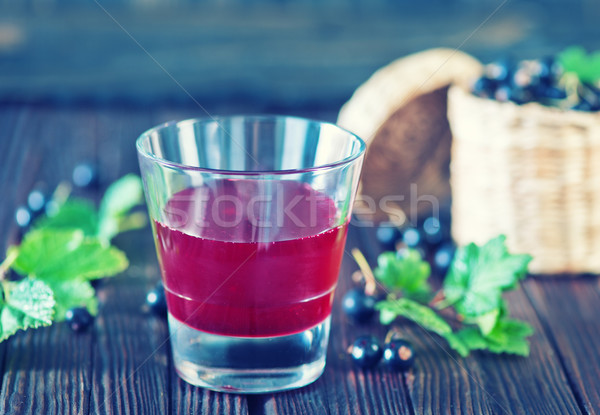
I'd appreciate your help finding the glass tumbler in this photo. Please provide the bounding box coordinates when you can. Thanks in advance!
[136,115,365,393]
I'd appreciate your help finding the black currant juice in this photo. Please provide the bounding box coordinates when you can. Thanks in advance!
[154,179,348,392]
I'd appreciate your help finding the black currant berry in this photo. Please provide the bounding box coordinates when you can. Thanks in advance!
[509,86,535,105]
[350,335,382,369]
[376,225,400,250]
[536,85,567,100]
[433,242,456,275]
[72,162,98,188]
[146,282,168,316]
[402,227,422,248]
[383,337,415,371]
[572,101,595,112]
[15,206,32,229]
[65,307,94,333]
[342,288,377,323]
[535,56,560,85]
[27,189,47,214]
[471,77,497,98]
[421,216,445,246]
[494,85,513,102]
[484,59,513,83]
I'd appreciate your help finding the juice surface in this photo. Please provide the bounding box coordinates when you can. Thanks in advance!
[154,179,348,337]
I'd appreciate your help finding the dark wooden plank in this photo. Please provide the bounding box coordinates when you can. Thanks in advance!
[523,277,600,415]
[0,104,30,251]
[0,324,93,414]
[0,104,597,415]
[170,373,248,415]
[473,288,582,415]
[357,224,583,414]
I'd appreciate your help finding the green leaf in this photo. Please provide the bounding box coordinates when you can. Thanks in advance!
[376,297,452,337]
[34,199,98,236]
[440,327,489,357]
[98,174,144,241]
[379,306,400,325]
[448,319,534,357]
[558,46,600,83]
[454,327,489,351]
[49,280,98,321]
[33,175,146,242]
[0,279,55,341]
[375,250,432,302]
[472,308,501,336]
[443,235,532,318]
[442,332,471,357]
[44,241,128,281]
[12,228,128,282]
[12,229,85,277]
[485,318,534,355]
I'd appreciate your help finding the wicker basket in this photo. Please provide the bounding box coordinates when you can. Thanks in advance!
[448,85,600,274]
[337,48,482,223]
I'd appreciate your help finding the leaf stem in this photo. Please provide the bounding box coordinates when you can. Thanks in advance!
[0,249,19,281]
[438,306,464,323]
[434,297,456,310]
[117,212,147,234]
[429,289,446,307]
[52,181,72,207]
[351,248,377,296]
[384,326,403,343]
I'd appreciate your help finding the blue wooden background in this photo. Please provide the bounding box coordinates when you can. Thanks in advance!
[0,0,598,110]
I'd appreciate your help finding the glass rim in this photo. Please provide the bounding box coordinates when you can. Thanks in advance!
[136,114,366,176]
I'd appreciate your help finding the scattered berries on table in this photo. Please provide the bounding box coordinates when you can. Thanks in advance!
[350,335,382,369]
[342,288,377,324]
[65,307,94,333]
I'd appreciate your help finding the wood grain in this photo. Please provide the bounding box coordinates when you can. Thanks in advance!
[0,325,93,414]
[523,278,600,414]
[473,288,582,415]
[89,235,171,415]
[0,104,598,415]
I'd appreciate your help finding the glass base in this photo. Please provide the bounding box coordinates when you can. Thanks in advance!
[168,314,330,393]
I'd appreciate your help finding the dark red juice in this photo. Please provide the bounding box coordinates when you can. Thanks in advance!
[154,179,348,337]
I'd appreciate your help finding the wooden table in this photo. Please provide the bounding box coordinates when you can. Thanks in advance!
[0,104,599,414]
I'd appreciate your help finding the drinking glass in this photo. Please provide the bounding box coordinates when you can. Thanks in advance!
[136,115,365,393]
